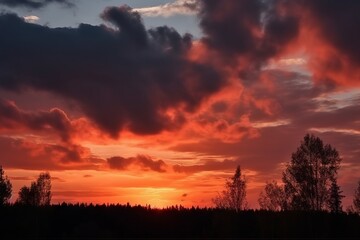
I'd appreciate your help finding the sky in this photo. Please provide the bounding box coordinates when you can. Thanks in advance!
[0,0,359,208]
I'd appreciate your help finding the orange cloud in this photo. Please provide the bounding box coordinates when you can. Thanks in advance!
[108,155,168,173]
[0,136,102,171]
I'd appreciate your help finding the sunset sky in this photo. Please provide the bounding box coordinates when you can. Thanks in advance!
[0,0,359,208]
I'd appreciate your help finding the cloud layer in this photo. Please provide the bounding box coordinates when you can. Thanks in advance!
[0,6,224,137]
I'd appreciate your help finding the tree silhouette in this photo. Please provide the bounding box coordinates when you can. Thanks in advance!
[327,180,344,213]
[18,182,38,206]
[282,134,342,211]
[354,181,360,214]
[258,181,286,211]
[0,166,12,206]
[17,172,52,206]
[37,172,52,205]
[213,165,247,211]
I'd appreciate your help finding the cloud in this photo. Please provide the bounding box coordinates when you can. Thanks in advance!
[0,0,74,9]
[171,69,360,173]
[0,135,174,172]
[294,0,360,86]
[134,0,199,17]
[0,7,224,138]
[171,124,360,176]
[198,0,299,68]
[277,58,306,66]
[0,136,101,170]
[173,159,238,173]
[23,15,39,23]
[108,155,168,173]
[197,0,360,86]
[0,98,107,170]
[0,98,72,142]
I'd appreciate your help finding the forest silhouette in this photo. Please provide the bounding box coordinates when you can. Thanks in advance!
[1,134,360,238]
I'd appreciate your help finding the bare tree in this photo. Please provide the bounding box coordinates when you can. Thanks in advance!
[213,165,247,211]
[282,134,342,211]
[0,166,12,206]
[258,181,286,211]
[17,172,52,206]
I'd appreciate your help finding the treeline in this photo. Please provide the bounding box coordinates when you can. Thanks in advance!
[0,204,360,238]
[1,133,360,238]
[1,134,360,213]
[213,134,360,214]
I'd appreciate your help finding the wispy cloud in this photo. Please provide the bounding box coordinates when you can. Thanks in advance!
[134,0,199,17]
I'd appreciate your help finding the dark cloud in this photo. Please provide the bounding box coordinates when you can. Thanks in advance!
[0,98,72,142]
[107,155,167,172]
[198,0,360,86]
[149,26,192,54]
[199,0,262,57]
[298,0,360,64]
[273,0,360,85]
[0,7,224,137]
[45,143,86,163]
[0,0,74,9]
[198,0,299,67]
[101,5,148,47]
[261,10,299,60]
